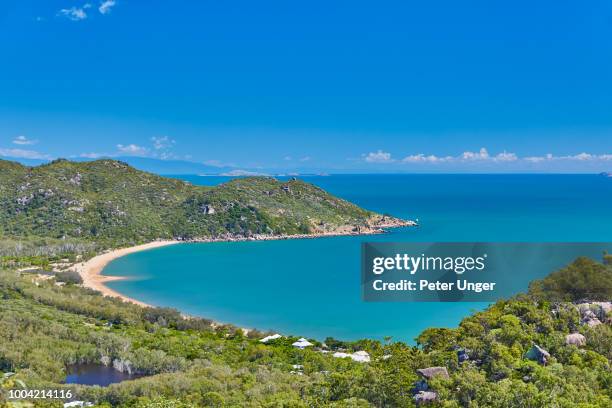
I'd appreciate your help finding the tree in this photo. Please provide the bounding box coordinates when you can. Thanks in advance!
[416,328,458,352]
[528,257,612,302]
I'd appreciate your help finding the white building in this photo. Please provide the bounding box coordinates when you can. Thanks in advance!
[260,333,283,343]
[292,338,313,349]
[332,350,370,363]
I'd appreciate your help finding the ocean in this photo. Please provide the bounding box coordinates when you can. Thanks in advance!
[103,174,612,342]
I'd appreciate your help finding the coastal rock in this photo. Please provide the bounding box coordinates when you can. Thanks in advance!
[413,367,448,395]
[417,367,449,380]
[579,308,602,327]
[367,214,417,228]
[584,317,602,327]
[69,173,82,186]
[576,302,611,325]
[565,333,586,347]
[414,391,438,404]
[525,345,550,365]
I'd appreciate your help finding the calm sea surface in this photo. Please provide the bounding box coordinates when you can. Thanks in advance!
[104,175,612,342]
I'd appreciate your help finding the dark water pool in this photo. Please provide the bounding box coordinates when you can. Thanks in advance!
[65,364,140,386]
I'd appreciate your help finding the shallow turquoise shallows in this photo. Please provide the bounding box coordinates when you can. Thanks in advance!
[104,174,612,342]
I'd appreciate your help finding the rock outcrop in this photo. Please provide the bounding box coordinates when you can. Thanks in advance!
[414,391,438,405]
[457,348,470,363]
[565,333,586,347]
[417,367,449,380]
[576,302,611,327]
[412,366,449,402]
[525,345,550,365]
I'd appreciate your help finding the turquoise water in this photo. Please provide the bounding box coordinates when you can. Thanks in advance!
[104,175,612,342]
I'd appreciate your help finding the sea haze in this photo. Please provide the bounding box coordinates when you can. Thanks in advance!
[103,174,612,342]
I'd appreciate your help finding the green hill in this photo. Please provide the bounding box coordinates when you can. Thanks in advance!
[0,158,407,244]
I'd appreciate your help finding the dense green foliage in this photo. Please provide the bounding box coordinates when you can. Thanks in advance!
[528,257,612,302]
[0,257,610,407]
[0,159,381,245]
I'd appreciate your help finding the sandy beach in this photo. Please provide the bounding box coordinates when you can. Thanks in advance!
[72,240,181,307]
[73,218,415,308]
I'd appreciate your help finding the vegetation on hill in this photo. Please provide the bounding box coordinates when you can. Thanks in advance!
[0,254,610,407]
[528,257,612,302]
[0,159,398,245]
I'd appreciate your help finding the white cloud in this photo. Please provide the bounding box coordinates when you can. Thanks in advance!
[220,169,269,176]
[79,152,106,159]
[203,159,224,167]
[399,149,612,166]
[151,136,175,150]
[461,147,490,161]
[203,159,238,168]
[402,148,518,164]
[284,155,311,162]
[525,153,553,163]
[364,150,394,163]
[98,0,116,15]
[402,154,452,163]
[494,151,518,162]
[566,153,612,161]
[12,135,37,145]
[568,152,593,161]
[59,4,91,21]
[116,144,149,156]
[0,148,50,160]
[524,153,612,163]
[159,151,177,160]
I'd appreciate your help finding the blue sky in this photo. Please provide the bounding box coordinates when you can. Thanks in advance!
[0,0,611,172]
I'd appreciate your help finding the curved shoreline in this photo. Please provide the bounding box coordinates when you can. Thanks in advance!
[72,240,181,307]
[74,221,415,309]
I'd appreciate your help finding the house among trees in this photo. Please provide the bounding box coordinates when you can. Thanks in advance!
[292,338,313,349]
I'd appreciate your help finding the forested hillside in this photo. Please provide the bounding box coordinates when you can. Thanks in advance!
[0,256,610,407]
[0,159,404,244]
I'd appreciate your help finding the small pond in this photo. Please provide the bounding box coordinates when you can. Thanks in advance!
[65,364,141,386]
